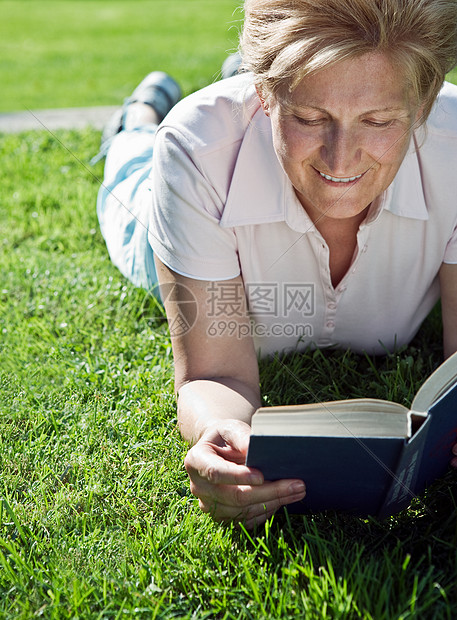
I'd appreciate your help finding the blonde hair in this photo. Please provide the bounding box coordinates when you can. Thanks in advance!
[240,0,457,118]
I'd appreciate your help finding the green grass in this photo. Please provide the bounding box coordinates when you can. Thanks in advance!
[2,1,457,617]
[0,0,242,112]
[1,0,457,115]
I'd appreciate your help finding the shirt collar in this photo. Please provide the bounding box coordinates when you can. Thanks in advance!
[220,111,429,229]
[220,106,287,228]
[379,130,429,221]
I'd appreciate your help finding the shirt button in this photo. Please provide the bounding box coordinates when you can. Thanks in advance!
[326,321,335,329]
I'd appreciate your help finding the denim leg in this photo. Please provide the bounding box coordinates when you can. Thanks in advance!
[96,125,158,290]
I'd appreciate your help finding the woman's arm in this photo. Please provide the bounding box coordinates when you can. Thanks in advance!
[440,262,457,359]
[155,257,306,528]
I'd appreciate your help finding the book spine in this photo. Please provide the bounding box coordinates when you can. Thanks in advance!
[415,383,457,492]
[378,417,430,518]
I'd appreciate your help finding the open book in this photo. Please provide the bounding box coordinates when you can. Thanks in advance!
[246,351,457,518]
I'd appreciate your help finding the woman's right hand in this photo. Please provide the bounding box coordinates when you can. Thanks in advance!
[184,419,306,529]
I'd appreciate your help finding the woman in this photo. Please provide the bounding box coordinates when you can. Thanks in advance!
[98,0,457,528]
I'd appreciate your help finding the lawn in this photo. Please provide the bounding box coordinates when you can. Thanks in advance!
[1,1,457,618]
[0,0,242,112]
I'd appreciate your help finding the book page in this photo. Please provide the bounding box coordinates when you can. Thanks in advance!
[251,399,411,438]
[412,351,457,413]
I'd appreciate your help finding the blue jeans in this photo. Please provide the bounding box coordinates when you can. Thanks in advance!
[96,125,158,289]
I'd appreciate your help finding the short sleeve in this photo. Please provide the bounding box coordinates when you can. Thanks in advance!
[444,223,457,264]
[148,127,241,281]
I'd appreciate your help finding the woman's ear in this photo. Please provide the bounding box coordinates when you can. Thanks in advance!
[414,102,426,127]
[255,85,270,116]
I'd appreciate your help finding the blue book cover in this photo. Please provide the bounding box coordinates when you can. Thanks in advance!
[247,434,404,516]
[247,352,457,518]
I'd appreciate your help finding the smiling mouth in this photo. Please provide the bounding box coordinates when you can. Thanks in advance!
[318,171,364,183]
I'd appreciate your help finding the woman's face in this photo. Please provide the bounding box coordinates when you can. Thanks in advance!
[264,52,424,223]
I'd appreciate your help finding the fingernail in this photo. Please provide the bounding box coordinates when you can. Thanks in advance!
[290,481,306,494]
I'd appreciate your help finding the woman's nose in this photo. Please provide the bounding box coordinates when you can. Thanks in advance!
[320,125,362,175]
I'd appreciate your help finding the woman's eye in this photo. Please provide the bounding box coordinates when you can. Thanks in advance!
[363,119,395,128]
[295,116,325,126]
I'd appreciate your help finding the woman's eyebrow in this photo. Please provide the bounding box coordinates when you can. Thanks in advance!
[288,103,410,116]
[289,104,327,113]
[362,107,410,114]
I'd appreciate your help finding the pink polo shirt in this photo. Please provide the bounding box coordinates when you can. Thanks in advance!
[149,74,457,356]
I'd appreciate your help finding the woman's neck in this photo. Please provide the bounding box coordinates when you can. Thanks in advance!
[306,203,370,241]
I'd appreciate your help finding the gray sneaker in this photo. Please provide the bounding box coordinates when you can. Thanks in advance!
[221,52,243,79]
[92,71,181,163]
[126,71,182,123]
